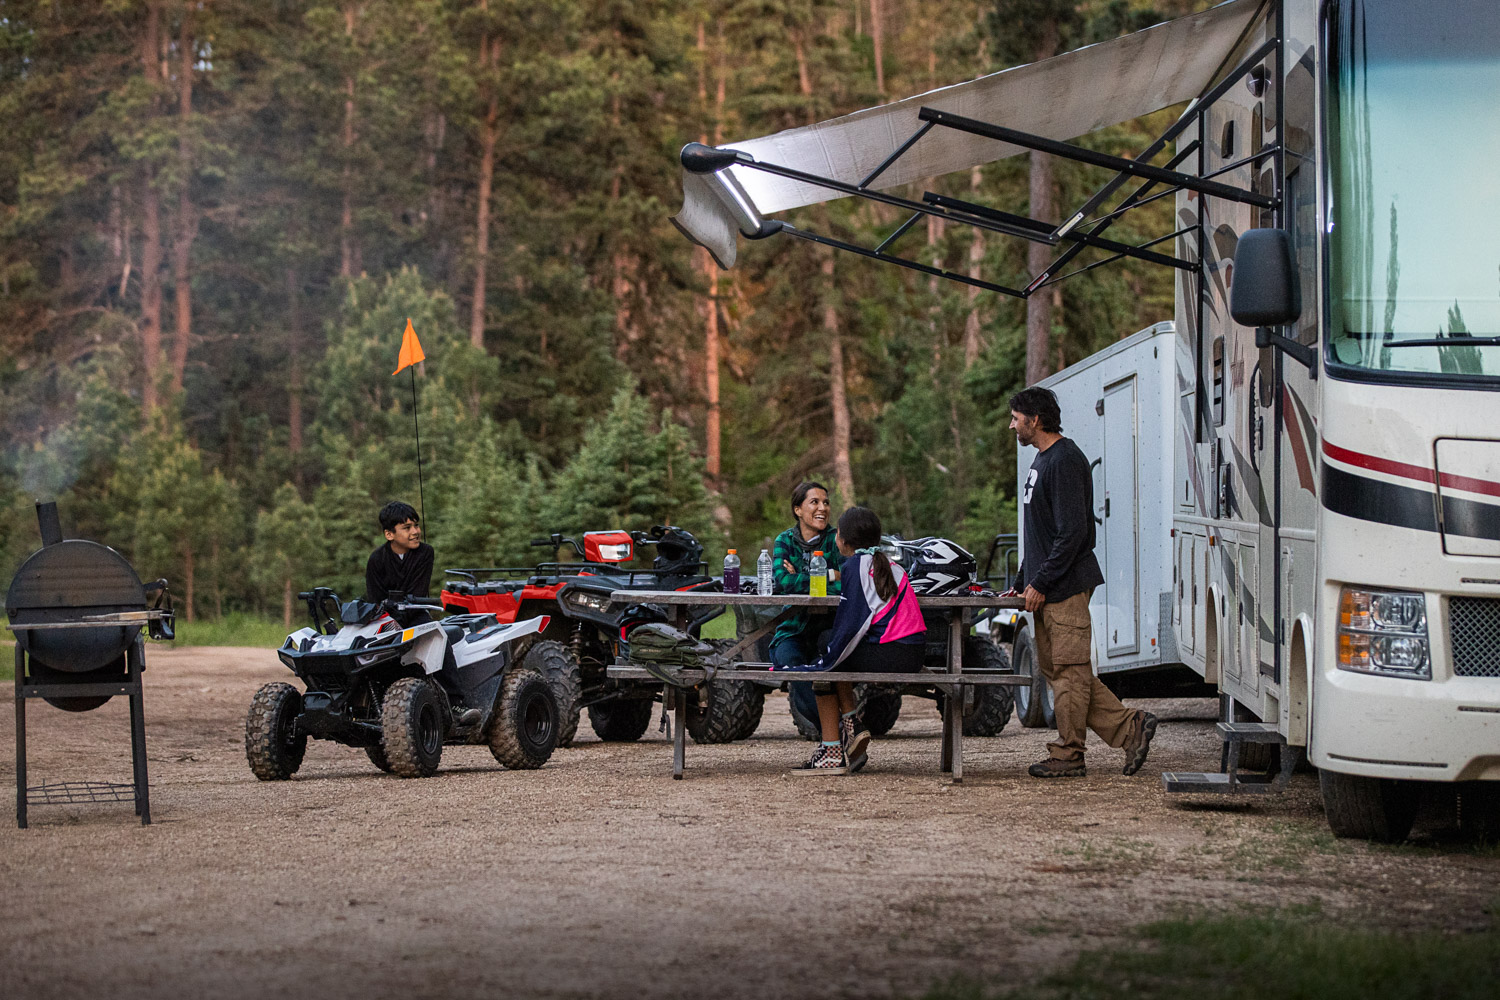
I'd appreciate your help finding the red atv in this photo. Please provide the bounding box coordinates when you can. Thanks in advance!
[441,526,763,746]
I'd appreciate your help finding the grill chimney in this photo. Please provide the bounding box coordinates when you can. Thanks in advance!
[35,501,62,547]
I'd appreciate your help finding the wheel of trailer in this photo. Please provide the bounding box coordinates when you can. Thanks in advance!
[488,667,558,769]
[524,639,582,747]
[588,698,655,742]
[381,677,446,778]
[1011,628,1055,729]
[245,682,308,781]
[1319,768,1420,842]
[365,744,394,773]
[862,687,903,736]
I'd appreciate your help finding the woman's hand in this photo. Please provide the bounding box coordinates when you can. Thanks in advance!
[782,559,796,575]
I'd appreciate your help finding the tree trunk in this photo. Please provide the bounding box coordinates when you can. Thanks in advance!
[869,0,885,96]
[183,542,195,623]
[471,34,499,349]
[139,2,164,414]
[963,163,984,369]
[1025,23,1060,387]
[285,268,304,474]
[170,4,195,395]
[339,4,357,279]
[283,575,293,630]
[823,253,855,507]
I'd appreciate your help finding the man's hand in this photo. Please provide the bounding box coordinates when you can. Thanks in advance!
[1023,585,1047,613]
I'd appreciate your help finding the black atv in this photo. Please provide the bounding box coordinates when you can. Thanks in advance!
[441,526,763,746]
[245,589,559,780]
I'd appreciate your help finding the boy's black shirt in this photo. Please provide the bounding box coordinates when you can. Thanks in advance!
[364,541,435,604]
[1017,436,1104,603]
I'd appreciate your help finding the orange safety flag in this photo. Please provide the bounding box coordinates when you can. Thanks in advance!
[393,317,426,375]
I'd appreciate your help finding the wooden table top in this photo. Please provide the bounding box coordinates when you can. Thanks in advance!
[606,589,1024,609]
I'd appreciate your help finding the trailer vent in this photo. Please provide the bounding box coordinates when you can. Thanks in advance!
[1450,597,1500,678]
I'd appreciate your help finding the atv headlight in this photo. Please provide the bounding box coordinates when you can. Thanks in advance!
[1337,586,1430,679]
[355,647,403,667]
[565,590,614,614]
[278,650,295,668]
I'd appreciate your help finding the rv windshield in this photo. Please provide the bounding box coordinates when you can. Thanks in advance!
[1327,0,1500,381]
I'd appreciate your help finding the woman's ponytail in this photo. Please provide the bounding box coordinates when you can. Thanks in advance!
[836,506,896,602]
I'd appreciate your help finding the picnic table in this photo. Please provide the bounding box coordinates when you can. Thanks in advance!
[605,590,1026,782]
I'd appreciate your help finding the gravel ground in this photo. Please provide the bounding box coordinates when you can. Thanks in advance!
[1,646,1495,1000]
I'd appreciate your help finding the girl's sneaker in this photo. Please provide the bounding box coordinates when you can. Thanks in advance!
[792,743,848,776]
[840,714,871,772]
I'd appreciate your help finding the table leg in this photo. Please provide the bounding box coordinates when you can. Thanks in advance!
[949,613,964,783]
[15,647,26,830]
[128,640,151,825]
[672,687,686,780]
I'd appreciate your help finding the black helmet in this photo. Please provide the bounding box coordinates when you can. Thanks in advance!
[883,535,976,595]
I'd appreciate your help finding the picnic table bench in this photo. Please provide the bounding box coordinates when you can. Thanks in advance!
[605,590,1026,782]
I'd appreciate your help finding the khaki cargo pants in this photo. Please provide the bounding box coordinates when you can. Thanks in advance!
[1034,589,1137,763]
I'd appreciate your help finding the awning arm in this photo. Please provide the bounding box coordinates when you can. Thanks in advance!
[1027,33,1282,290]
[917,106,1276,210]
[778,224,1030,299]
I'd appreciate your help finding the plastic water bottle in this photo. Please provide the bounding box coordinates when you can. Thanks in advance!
[809,550,827,596]
[723,549,741,592]
[757,549,773,596]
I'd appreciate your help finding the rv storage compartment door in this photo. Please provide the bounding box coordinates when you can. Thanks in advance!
[1102,377,1140,655]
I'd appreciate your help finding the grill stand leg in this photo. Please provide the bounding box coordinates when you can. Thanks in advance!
[127,639,151,825]
[14,647,26,830]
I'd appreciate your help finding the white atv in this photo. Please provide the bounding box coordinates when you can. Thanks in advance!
[245,588,559,780]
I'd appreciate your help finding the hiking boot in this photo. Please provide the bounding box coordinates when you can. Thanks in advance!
[792,744,848,776]
[1122,710,1159,776]
[840,714,871,771]
[1028,757,1086,778]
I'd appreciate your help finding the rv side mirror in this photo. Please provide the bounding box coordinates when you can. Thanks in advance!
[1232,228,1316,373]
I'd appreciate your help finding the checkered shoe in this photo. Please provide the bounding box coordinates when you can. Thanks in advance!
[792,743,848,776]
[840,714,871,772]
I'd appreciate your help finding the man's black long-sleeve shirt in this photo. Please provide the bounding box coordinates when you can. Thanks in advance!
[1017,437,1104,603]
[364,542,435,603]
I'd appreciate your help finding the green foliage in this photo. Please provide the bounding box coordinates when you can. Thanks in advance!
[918,908,1500,1000]
[0,1,1203,616]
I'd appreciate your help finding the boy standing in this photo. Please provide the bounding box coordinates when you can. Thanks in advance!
[364,500,435,606]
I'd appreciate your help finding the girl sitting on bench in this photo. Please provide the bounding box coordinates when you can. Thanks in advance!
[785,506,925,776]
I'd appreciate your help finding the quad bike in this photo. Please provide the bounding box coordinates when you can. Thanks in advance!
[787,535,1015,740]
[245,588,559,780]
[441,526,762,746]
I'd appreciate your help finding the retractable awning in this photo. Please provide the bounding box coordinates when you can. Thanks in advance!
[673,0,1265,275]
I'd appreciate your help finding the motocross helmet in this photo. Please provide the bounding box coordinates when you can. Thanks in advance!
[647,525,703,576]
[882,535,977,595]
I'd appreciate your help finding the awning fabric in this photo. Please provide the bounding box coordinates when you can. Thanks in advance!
[673,0,1262,268]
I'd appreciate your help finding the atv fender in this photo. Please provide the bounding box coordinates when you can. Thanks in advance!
[449,615,551,669]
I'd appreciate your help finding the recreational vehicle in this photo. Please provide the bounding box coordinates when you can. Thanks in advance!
[671,0,1500,839]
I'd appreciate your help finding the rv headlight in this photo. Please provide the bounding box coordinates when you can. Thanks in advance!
[565,589,613,614]
[1336,587,1430,679]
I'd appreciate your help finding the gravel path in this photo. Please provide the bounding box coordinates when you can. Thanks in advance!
[2,646,1494,999]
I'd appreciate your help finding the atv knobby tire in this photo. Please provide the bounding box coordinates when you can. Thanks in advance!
[588,698,655,742]
[365,744,394,773]
[686,681,765,744]
[245,682,307,781]
[381,677,446,778]
[960,635,1014,736]
[862,687,903,736]
[685,639,765,743]
[524,639,582,747]
[488,667,558,769]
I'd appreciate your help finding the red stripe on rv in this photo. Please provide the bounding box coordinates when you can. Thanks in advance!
[1322,442,1436,487]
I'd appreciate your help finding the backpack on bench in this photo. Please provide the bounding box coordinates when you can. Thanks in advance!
[626,623,725,687]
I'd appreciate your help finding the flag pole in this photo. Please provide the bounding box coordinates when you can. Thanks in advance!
[410,366,426,533]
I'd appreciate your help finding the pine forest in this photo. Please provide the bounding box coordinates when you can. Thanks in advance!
[1,0,1208,624]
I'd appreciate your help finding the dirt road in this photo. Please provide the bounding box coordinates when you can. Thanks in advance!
[2,647,1494,999]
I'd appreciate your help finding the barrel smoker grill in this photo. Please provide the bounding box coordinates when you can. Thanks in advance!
[4,503,174,828]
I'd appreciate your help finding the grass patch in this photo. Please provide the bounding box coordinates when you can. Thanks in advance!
[168,612,294,649]
[699,612,736,640]
[918,907,1500,1000]
[0,658,11,682]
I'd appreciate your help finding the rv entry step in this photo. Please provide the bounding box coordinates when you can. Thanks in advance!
[1162,722,1295,797]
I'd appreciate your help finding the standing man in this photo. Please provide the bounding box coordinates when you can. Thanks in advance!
[1009,387,1156,778]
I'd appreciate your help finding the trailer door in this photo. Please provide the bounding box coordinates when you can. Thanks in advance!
[1102,377,1140,655]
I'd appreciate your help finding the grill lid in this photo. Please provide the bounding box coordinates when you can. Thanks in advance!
[6,539,147,672]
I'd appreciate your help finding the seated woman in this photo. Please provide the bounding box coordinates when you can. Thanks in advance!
[782,506,924,776]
